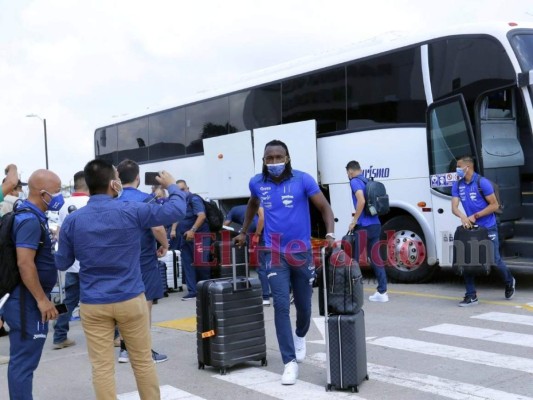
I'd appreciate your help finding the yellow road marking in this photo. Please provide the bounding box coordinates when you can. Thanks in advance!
[363,288,533,312]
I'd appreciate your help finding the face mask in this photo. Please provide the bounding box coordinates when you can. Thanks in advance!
[267,163,286,177]
[112,180,123,198]
[42,191,65,211]
[456,167,466,179]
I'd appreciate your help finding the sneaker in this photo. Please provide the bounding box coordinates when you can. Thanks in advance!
[281,360,298,385]
[152,350,168,364]
[262,299,271,306]
[118,349,129,363]
[290,295,294,304]
[293,333,306,363]
[458,295,479,307]
[369,291,389,302]
[505,278,516,300]
[53,338,76,349]
[181,293,196,301]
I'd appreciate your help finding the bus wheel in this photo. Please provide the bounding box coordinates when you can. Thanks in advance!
[380,216,437,283]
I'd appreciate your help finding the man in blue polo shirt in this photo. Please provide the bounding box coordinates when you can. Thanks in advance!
[346,160,388,302]
[451,155,516,306]
[3,168,63,400]
[235,139,335,385]
[173,179,211,301]
[116,159,170,363]
[55,159,186,400]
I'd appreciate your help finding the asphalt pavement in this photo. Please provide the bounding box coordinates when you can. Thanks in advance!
[1,266,532,400]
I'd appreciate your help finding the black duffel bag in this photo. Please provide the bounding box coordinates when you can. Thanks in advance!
[452,225,494,276]
[327,247,364,315]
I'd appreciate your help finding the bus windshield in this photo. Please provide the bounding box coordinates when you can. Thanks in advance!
[510,33,533,70]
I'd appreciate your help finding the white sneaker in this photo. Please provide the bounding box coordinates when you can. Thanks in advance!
[293,333,306,363]
[281,360,298,385]
[369,291,389,302]
[262,299,271,306]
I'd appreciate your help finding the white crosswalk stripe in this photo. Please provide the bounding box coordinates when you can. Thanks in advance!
[213,367,365,399]
[305,353,533,400]
[471,312,533,326]
[116,311,533,400]
[367,336,533,373]
[117,385,206,400]
[420,323,533,347]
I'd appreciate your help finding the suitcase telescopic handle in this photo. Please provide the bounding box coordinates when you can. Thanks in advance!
[231,243,249,291]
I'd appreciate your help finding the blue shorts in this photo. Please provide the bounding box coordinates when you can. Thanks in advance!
[141,263,164,301]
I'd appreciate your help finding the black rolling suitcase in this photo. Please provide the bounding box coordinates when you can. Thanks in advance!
[197,245,267,375]
[322,248,368,393]
[452,225,494,276]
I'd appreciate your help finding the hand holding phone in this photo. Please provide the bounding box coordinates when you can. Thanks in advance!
[55,303,68,314]
[145,172,160,186]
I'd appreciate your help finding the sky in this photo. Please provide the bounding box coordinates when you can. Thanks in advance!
[1,0,532,188]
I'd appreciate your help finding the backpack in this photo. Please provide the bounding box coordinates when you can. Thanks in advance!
[476,175,503,215]
[357,176,390,216]
[0,208,46,299]
[190,194,224,232]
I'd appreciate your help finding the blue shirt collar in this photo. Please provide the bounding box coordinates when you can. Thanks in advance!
[17,200,47,220]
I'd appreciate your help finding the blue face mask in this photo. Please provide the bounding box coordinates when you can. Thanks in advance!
[43,191,65,211]
[456,167,466,179]
[267,162,286,177]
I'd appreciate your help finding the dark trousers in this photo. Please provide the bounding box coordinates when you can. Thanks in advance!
[53,272,80,343]
[3,285,49,400]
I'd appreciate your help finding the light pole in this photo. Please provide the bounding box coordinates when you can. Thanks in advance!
[26,114,49,170]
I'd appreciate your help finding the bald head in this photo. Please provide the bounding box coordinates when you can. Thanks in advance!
[27,169,62,211]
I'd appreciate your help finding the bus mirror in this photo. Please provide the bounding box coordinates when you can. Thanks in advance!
[517,70,533,87]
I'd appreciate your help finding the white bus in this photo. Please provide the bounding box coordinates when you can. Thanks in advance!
[94,22,533,283]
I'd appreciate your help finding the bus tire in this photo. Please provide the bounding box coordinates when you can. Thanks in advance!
[380,215,437,283]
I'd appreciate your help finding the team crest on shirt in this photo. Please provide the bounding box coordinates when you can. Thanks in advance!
[281,195,294,208]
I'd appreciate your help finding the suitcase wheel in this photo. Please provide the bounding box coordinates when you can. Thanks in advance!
[365,374,369,380]
[261,358,268,367]
[219,367,228,375]
[198,362,205,370]
[326,384,333,392]
[351,386,358,393]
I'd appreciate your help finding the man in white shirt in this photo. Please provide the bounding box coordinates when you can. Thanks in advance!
[52,171,89,349]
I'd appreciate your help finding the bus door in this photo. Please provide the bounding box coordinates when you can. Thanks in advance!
[252,120,318,181]
[426,95,478,266]
[477,88,525,223]
[203,130,255,199]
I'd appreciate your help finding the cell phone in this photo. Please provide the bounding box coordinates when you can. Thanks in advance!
[0,293,10,310]
[145,172,160,186]
[55,303,68,314]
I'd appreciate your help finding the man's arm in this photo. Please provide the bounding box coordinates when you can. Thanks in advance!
[17,248,58,322]
[234,197,260,246]
[184,212,206,241]
[349,190,365,231]
[451,196,472,228]
[2,164,18,197]
[472,193,499,221]
[152,225,169,257]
